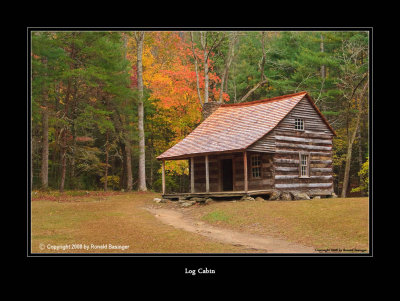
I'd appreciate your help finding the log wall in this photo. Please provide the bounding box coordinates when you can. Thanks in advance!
[193,155,219,192]
[270,97,334,195]
[233,152,274,191]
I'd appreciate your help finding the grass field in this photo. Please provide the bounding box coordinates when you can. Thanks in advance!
[30,191,369,253]
[31,191,247,253]
[191,197,369,251]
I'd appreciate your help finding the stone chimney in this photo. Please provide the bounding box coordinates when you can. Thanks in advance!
[202,102,222,120]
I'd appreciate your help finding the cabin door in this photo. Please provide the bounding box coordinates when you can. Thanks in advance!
[221,159,233,191]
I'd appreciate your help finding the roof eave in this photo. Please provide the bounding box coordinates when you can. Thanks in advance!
[156,148,247,161]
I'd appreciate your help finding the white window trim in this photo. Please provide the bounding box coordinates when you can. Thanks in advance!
[299,152,310,178]
[295,118,305,131]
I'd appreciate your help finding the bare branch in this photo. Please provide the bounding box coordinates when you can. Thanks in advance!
[238,79,268,103]
[190,32,203,105]
[218,32,238,103]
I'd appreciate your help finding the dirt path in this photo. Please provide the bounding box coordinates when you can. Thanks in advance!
[146,208,315,253]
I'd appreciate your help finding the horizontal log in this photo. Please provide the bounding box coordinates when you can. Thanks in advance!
[310,163,331,168]
[276,142,332,151]
[291,113,324,120]
[310,160,332,164]
[275,135,332,145]
[274,158,299,164]
[275,167,298,172]
[276,150,331,156]
[275,183,332,189]
[274,130,333,139]
[275,175,332,180]
[311,168,332,173]
[247,147,276,153]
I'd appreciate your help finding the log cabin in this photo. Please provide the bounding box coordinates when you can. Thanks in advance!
[157,91,336,200]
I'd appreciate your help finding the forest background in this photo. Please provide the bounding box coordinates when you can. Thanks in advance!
[31,30,369,197]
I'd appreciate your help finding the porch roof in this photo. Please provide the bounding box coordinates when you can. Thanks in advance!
[157,91,333,160]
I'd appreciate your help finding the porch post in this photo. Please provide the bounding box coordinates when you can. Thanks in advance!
[243,151,248,193]
[190,157,195,193]
[205,155,209,192]
[162,160,166,195]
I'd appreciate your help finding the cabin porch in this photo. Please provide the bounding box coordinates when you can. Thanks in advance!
[162,189,274,200]
[160,151,275,198]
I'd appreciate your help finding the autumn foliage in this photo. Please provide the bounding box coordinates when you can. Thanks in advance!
[126,32,228,174]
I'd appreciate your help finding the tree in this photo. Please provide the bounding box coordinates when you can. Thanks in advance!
[135,31,147,191]
[32,31,132,191]
[335,34,368,197]
[238,31,269,103]
[190,31,226,106]
[218,31,238,103]
[351,157,369,195]
[32,32,67,190]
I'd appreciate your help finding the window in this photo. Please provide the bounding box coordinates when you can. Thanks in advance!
[299,153,309,177]
[251,154,261,178]
[295,118,304,130]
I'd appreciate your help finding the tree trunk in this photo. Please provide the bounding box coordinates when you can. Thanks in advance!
[190,32,203,105]
[120,140,127,190]
[357,126,364,196]
[320,33,326,79]
[341,81,368,198]
[70,137,76,185]
[69,82,78,189]
[125,141,133,191]
[104,131,109,191]
[40,57,49,190]
[200,32,209,104]
[59,80,72,193]
[59,129,67,193]
[260,31,267,82]
[341,116,359,198]
[119,34,132,191]
[136,31,147,191]
[219,32,238,103]
[41,107,49,189]
[149,146,153,188]
[317,33,326,111]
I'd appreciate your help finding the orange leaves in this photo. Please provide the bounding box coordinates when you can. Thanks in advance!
[127,32,228,174]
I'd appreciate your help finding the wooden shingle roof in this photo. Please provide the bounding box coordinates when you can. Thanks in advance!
[157,91,335,160]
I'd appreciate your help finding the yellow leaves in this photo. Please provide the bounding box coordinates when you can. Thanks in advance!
[89,97,97,103]
[163,160,189,176]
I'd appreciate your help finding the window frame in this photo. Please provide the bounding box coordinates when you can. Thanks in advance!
[298,152,310,178]
[250,154,262,179]
[295,118,305,131]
